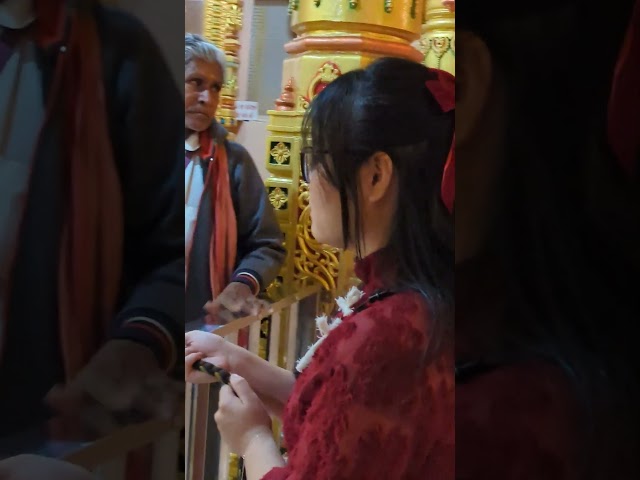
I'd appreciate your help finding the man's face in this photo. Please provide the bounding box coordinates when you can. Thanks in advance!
[185,58,223,132]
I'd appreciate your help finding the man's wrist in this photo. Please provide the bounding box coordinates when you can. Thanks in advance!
[230,269,263,296]
[113,317,177,370]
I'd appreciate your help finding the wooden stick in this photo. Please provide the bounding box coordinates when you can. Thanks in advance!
[213,284,321,337]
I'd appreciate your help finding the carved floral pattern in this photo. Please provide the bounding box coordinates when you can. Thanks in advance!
[270,142,292,165]
[269,187,289,210]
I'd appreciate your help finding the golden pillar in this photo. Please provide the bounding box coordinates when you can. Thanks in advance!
[264,0,426,310]
[421,0,455,75]
[203,0,243,136]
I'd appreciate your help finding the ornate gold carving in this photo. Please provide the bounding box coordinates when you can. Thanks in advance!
[275,78,296,111]
[298,95,310,111]
[269,187,289,210]
[422,36,454,69]
[270,142,292,165]
[317,62,340,83]
[299,61,343,108]
[384,0,393,14]
[204,0,244,135]
[224,1,243,31]
[421,0,455,74]
[294,182,340,292]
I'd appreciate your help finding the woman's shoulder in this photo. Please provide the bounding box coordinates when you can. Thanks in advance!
[314,289,448,373]
[456,359,583,479]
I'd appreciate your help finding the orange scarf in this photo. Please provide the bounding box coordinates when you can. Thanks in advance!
[14,1,123,379]
[186,130,238,299]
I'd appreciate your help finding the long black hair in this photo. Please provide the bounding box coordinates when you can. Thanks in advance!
[302,57,454,355]
[458,1,640,477]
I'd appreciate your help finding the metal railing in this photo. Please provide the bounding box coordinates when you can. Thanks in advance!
[0,418,182,480]
[64,420,182,480]
[186,284,323,480]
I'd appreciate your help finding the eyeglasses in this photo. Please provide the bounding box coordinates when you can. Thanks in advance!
[300,147,327,183]
[300,147,372,183]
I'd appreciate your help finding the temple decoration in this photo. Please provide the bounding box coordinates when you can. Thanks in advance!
[297,62,342,111]
[275,78,297,111]
[288,0,300,14]
[203,0,244,136]
[421,0,455,74]
[263,0,426,319]
[384,0,393,14]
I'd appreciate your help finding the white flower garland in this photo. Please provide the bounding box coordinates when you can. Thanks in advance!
[295,286,365,373]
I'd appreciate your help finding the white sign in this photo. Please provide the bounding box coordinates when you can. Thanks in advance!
[235,101,259,121]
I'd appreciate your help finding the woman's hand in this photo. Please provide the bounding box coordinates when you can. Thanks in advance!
[215,374,273,456]
[185,330,238,384]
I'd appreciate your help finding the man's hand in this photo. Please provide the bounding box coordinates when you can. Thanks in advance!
[0,455,95,480]
[204,282,271,323]
[46,340,183,436]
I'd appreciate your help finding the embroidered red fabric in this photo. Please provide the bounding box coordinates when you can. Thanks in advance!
[262,251,454,479]
[455,257,585,480]
[456,362,582,480]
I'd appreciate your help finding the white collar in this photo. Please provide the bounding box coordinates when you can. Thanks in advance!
[0,0,36,30]
[185,131,200,152]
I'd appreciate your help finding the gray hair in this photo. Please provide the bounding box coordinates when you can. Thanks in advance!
[185,33,226,83]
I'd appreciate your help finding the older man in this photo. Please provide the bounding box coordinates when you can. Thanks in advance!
[0,0,184,440]
[184,34,285,327]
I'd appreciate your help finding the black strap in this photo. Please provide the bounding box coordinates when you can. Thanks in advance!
[455,350,547,384]
[351,289,397,314]
[455,360,506,384]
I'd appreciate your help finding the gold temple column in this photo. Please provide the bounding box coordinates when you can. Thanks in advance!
[203,0,243,136]
[264,1,426,307]
[421,0,455,75]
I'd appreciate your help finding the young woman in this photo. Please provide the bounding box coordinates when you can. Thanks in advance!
[185,57,455,480]
[455,2,640,479]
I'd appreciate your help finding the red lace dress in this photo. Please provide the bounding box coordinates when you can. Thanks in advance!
[455,257,584,480]
[263,251,454,480]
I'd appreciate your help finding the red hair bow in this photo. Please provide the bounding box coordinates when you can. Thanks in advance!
[608,0,640,177]
[425,70,455,214]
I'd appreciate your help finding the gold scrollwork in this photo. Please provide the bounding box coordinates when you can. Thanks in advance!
[270,142,292,165]
[294,182,340,292]
[302,61,342,107]
[298,95,310,111]
[430,36,451,56]
[268,187,289,210]
[423,35,454,70]
[224,1,243,31]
